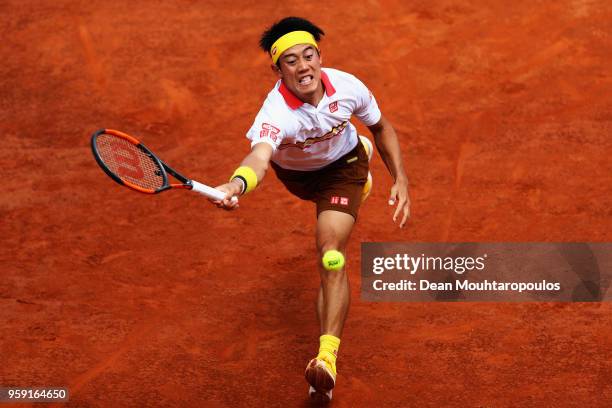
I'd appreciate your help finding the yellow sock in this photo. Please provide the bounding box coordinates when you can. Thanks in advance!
[317,334,340,375]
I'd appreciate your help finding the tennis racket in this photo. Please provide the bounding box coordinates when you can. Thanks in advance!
[91,128,235,202]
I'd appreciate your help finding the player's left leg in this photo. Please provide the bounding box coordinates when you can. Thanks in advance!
[359,135,374,202]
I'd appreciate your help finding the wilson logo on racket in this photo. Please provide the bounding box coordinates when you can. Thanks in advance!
[109,139,145,180]
[91,128,236,204]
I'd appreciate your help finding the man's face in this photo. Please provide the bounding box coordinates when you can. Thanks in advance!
[274,44,323,103]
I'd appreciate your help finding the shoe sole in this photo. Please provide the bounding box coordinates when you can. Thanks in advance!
[305,359,335,392]
[309,386,332,403]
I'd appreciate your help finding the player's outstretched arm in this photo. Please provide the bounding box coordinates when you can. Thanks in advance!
[367,115,411,228]
[212,142,273,210]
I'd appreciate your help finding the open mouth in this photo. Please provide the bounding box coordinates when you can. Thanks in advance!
[299,75,313,86]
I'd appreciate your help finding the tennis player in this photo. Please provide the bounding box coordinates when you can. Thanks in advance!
[212,16,410,402]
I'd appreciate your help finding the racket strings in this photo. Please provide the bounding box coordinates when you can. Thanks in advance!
[95,134,164,191]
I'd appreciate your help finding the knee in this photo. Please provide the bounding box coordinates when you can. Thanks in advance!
[318,242,343,257]
[317,232,344,256]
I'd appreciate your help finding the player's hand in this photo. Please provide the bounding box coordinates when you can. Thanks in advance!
[388,177,410,228]
[211,180,242,210]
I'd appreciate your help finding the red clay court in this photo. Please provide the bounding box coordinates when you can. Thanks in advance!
[1,1,611,406]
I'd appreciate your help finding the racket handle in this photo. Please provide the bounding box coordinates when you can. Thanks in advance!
[191,180,238,203]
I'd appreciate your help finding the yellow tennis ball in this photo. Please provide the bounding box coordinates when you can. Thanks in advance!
[322,250,345,271]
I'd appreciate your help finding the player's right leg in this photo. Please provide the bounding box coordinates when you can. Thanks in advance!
[306,140,370,401]
[271,139,369,402]
[306,210,355,402]
[315,210,354,337]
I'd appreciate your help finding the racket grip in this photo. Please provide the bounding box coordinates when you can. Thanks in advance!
[191,180,238,203]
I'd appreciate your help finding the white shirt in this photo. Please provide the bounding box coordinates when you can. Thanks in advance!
[246,67,381,170]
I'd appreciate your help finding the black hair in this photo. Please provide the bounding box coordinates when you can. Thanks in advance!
[259,17,325,53]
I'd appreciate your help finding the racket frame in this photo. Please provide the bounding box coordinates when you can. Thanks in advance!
[91,128,195,194]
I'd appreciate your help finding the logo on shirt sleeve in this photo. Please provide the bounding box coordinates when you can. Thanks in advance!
[260,123,281,142]
[329,101,338,113]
